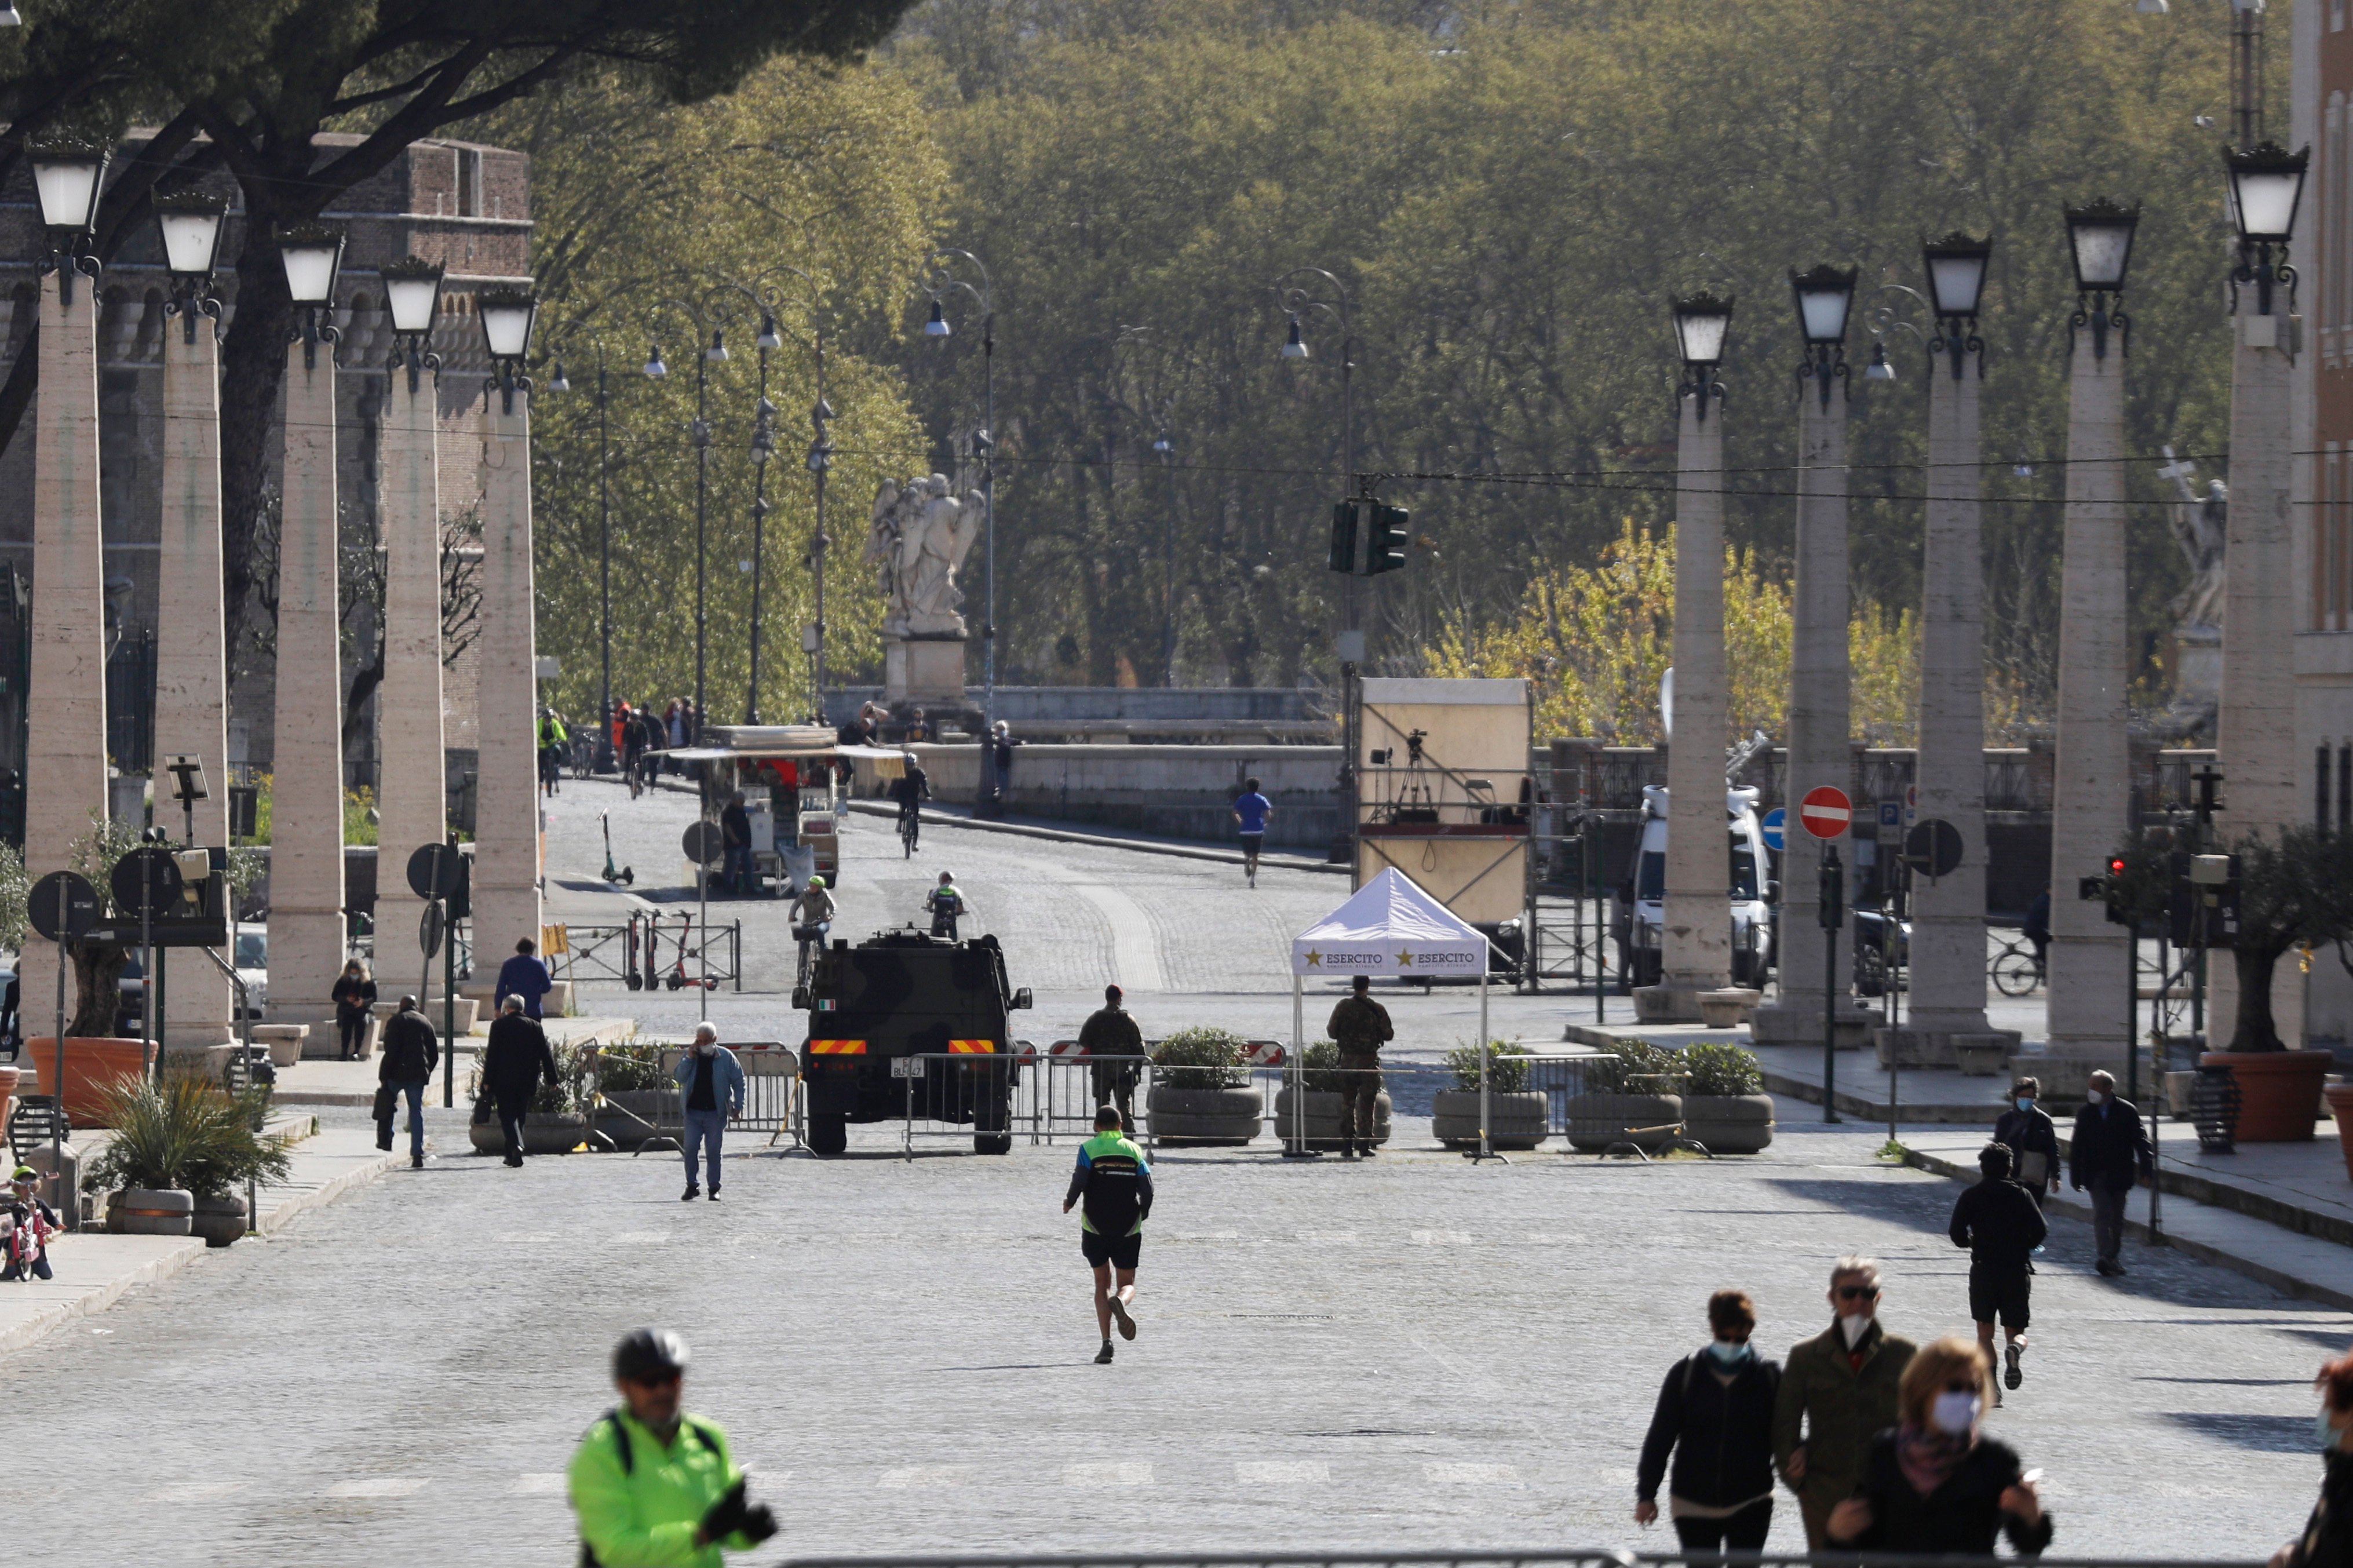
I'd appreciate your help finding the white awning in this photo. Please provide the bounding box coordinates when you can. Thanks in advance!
[1290,866,1486,978]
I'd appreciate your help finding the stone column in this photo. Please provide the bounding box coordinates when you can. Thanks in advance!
[472,387,542,964]
[265,344,347,1023]
[19,271,109,1027]
[1751,382,1871,1046]
[1636,389,1753,1022]
[2039,317,2132,1088]
[373,366,445,999]
[152,308,234,1047]
[1880,346,2019,1064]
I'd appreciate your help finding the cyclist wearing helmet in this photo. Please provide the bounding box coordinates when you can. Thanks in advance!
[568,1328,777,1567]
[790,875,835,989]
[925,870,967,939]
[887,754,931,848]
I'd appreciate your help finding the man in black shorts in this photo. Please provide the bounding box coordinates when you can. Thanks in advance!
[1948,1140,2046,1405]
[1064,1103,1154,1365]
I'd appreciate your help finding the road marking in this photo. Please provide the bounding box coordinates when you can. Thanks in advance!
[1238,1461,1329,1484]
[1031,863,1167,991]
[509,1474,567,1496]
[327,1478,430,1499]
[1423,1463,1520,1486]
[879,1466,972,1489]
[1063,1461,1152,1487]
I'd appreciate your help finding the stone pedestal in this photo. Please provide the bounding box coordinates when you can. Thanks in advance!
[1751,1000,1876,1049]
[1908,352,1993,1040]
[472,390,542,960]
[1637,389,1731,1025]
[1874,1024,2021,1070]
[2047,321,2131,1056]
[19,271,111,1020]
[154,309,234,1048]
[1633,985,1761,1027]
[885,636,968,703]
[265,346,347,1024]
[373,370,446,1000]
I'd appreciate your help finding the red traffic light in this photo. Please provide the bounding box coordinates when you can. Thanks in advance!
[2108,857,2127,877]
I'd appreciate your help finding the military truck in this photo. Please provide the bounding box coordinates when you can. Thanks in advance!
[797,928,1034,1155]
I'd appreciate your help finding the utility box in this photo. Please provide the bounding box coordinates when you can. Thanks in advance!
[1354,677,1531,925]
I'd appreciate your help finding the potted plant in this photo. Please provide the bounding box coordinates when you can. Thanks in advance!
[1679,1041,1775,1154]
[1146,1027,1259,1146]
[467,1041,593,1155]
[1432,1040,1548,1150]
[83,1071,289,1240]
[1564,1039,1685,1154]
[1272,1041,1392,1153]
[590,1041,679,1150]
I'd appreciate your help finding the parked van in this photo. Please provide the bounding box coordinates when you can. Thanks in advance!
[1611,783,1775,989]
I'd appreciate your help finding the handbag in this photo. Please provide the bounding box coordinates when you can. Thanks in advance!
[471,1091,495,1126]
[371,1085,395,1122]
[2017,1148,2050,1187]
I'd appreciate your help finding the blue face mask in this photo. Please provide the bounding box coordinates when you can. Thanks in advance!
[2015,1097,2035,1112]
[1707,1339,1751,1367]
[2321,1410,2341,1452]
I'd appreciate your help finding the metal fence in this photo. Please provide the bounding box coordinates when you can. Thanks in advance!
[782,1554,2256,1568]
[559,915,745,991]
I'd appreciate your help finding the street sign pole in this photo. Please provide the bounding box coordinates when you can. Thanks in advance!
[1821,844,1842,1125]
[50,874,67,1176]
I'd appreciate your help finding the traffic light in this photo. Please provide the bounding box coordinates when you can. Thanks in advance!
[2078,856,2129,926]
[1367,504,1410,575]
[1327,501,1359,574]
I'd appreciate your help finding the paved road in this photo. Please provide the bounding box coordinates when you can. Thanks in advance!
[7,1112,2338,1564]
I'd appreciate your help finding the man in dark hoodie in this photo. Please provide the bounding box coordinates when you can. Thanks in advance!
[1949,1141,2048,1404]
[1636,1288,1783,1551]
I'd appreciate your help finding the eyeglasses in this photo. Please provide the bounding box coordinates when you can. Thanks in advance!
[1836,1285,1881,1301]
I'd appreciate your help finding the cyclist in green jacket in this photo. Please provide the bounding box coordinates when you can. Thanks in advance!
[568,1328,778,1567]
[1063,1104,1154,1364]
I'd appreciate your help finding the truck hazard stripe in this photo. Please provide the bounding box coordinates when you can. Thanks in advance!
[947,1040,995,1053]
[808,1040,867,1055]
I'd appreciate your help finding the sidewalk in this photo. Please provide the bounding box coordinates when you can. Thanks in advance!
[262,1016,638,1107]
[0,1116,399,1356]
[842,797,1346,874]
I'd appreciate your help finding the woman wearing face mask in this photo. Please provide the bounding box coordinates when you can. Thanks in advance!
[1635,1289,1783,1552]
[1826,1336,2050,1554]
[1991,1077,2061,1212]
[2271,1351,2353,1568]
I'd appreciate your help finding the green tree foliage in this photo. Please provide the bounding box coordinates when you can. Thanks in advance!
[885,0,2243,721]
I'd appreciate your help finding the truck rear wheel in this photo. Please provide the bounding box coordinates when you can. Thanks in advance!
[973,1132,1011,1155]
[808,1113,847,1156]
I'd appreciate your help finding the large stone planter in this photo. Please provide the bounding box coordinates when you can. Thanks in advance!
[0,1063,18,1138]
[2326,1085,2353,1182]
[250,1025,309,1069]
[468,1110,591,1155]
[108,1186,193,1236]
[1682,1093,1776,1154]
[25,1037,158,1126]
[1564,1092,1684,1154]
[189,1193,249,1247]
[1431,1088,1549,1150]
[594,1090,680,1150]
[1146,1084,1259,1146]
[1271,1086,1392,1152]
[2202,1049,2332,1143]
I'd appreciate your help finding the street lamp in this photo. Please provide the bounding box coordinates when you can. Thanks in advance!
[1789,265,1855,410]
[152,191,226,343]
[2064,198,2139,359]
[276,223,345,370]
[29,135,108,305]
[477,287,537,414]
[1921,231,1992,379]
[917,249,997,730]
[381,256,444,392]
[2226,140,2308,316]
[1672,291,1734,418]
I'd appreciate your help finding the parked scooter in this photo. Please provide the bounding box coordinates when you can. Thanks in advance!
[601,813,633,885]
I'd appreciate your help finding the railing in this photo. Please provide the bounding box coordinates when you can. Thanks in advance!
[586,1040,802,1152]
[782,1552,2260,1568]
[561,915,745,991]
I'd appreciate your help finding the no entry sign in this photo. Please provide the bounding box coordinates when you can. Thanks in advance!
[1799,785,1853,840]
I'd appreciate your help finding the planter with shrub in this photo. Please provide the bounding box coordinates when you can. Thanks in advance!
[590,1044,679,1148]
[1147,1027,1260,1145]
[1432,1041,1548,1150]
[1272,1041,1392,1153]
[83,1071,289,1241]
[468,1041,594,1155]
[1677,1041,1774,1154]
[1564,1039,1686,1154]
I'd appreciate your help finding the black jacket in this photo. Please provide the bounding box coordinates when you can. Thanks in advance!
[1949,1177,2048,1268]
[1078,1006,1145,1058]
[1837,1430,2053,1556]
[1636,1350,1781,1508]
[482,1013,559,1100]
[331,975,377,1020]
[2289,1451,2353,1568]
[1991,1105,2061,1190]
[377,1011,440,1085]
[1326,995,1394,1053]
[2071,1096,2154,1191]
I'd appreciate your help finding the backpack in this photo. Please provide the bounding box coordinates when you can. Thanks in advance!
[579,1410,720,1567]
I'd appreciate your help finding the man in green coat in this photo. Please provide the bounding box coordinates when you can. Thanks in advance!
[1771,1255,1917,1548]
[568,1328,778,1567]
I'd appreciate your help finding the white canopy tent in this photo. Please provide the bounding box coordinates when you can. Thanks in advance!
[1288,868,1503,1159]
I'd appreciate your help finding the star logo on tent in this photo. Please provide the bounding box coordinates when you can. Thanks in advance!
[1396,950,1414,967]
[1304,949,1322,966]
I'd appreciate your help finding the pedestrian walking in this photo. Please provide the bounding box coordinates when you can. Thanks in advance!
[375,995,441,1168]
[2273,1350,2353,1568]
[1825,1334,2051,1555]
[481,994,559,1167]
[1635,1289,1783,1552]
[1771,1254,1918,1548]
[1991,1077,2062,1213]
[1064,1103,1152,1365]
[568,1328,778,1568]
[2071,1067,2154,1276]
[720,792,754,898]
[673,1024,743,1201]
[1079,983,1147,1134]
[1325,973,1393,1160]
[331,957,377,1061]
[539,706,569,797]
[1948,1142,2047,1403]
[498,937,554,1020]
[1232,775,1272,888]
[1,1165,60,1282]
[979,719,1017,817]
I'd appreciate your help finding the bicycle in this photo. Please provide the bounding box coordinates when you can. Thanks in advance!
[1990,936,2045,997]
[899,805,920,858]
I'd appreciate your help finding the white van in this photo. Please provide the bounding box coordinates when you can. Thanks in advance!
[1612,783,1775,989]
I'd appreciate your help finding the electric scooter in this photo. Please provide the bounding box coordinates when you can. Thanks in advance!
[601,813,634,885]
[666,911,717,991]
[623,911,643,990]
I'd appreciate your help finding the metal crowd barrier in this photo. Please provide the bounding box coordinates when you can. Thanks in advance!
[783,1554,2259,1568]
[588,1041,803,1153]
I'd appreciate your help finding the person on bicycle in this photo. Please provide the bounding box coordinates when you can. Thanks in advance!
[2022,888,2051,978]
[790,875,835,984]
[887,754,931,852]
[925,871,967,940]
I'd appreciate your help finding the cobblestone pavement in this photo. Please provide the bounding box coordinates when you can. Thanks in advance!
[5,1112,2339,1565]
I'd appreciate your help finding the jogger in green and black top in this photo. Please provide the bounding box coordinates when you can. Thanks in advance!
[1064,1103,1154,1364]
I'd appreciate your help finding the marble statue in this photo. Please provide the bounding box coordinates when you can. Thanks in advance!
[2159,444,2226,631]
[866,474,984,637]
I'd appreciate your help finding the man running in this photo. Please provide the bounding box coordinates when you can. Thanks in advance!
[1232,775,1273,888]
[1949,1142,2046,1404]
[1065,1103,1153,1363]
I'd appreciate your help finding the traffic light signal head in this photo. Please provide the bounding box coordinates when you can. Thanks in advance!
[1328,501,1359,574]
[1367,504,1409,575]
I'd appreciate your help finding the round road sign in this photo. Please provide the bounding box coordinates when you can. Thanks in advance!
[406,842,465,901]
[682,820,725,866]
[1902,817,1965,879]
[28,870,100,943]
[1760,807,1786,853]
[1799,785,1853,840]
[420,901,446,960]
[110,847,184,918]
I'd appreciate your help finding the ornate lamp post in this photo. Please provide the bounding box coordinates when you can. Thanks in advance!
[918,249,996,728]
[474,284,543,964]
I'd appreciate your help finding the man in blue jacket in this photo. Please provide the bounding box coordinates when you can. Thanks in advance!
[673,1024,745,1202]
[1063,1104,1153,1364]
[497,938,554,1020]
